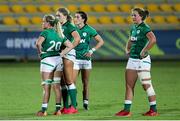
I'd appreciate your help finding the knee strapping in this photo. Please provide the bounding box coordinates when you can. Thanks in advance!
[146,83,156,97]
[141,80,155,96]
[41,79,53,85]
[138,72,155,97]
[52,77,61,84]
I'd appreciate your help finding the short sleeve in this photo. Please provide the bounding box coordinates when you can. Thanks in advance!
[89,27,98,37]
[143,24,151,35]
[68,23,76,34]
[129,25,133,36]
[40,30,48,38]
[62,36,68,43]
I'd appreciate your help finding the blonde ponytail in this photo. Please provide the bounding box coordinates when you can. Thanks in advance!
[55,21,65,38]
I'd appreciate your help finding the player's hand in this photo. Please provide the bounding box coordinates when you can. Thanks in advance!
[84,52,92,58]
[60,53,65,58]
[140,50,148,59]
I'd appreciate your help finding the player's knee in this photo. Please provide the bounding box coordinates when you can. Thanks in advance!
[41,79,53,85]
[138,71,155,97]
[52,77,61,84]
[146,85,156,96]
[142,84,150,90]
[142,80,155,97]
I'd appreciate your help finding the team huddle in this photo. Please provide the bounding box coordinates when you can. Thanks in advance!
[36,7,104,116]
[35,7,158,117]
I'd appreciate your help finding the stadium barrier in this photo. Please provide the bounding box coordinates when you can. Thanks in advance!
[0,30,179,61]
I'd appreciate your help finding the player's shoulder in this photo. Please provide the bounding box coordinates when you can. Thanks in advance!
[85,24,94,29]
[42,29,52,33]
[85,24,96,31]
[142,22,150,29]
[40,29,51,36]
[66,21,75,28]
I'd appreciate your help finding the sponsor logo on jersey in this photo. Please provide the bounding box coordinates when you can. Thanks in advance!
[130,36,137,41]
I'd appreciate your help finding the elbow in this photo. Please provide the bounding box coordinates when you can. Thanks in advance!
[77,36,81,44]
[74,37,81,47]
[100,40,104,47]
[152,38,156,44]
[75,35,81,44]
[36,43,41,49]
[35,42,39,48]
[70,43,74,49]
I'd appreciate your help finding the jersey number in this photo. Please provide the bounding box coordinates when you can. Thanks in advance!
[47,41,62,51]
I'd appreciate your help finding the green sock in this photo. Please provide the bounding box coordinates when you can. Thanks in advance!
[124,104,131,112]
[68,84,77,108]
[150,105,157,112]
[61,86,69,108]
[55,103,61,111]
[124,100,132,112]
[41,103,48,112]
[41,107,47,112]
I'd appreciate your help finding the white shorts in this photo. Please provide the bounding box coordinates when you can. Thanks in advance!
[126,55,151,71]
[73,59,92,70]
[63,49,76,63]
[40,56,63,72]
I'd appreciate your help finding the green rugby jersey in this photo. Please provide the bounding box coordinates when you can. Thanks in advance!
[62,21,77,42]
[129,22,151,59]
[75,24,98,60]
[40,28,67,59]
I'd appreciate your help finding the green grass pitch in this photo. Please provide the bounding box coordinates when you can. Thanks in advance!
[0,61,180,120]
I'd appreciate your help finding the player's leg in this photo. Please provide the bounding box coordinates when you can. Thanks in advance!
[37,57,56,116]
[125,69,138,110]
[115,58,138,116]
[81,60,92,110]
[72,59,80,84]
[138,70,158,116]
[81,69,90,110]
[37,71,54,116]
[63,58,78,114]
[60,73,69,110]
[115,69,137,116]
[138,56,158,116]
[52,70,63,115]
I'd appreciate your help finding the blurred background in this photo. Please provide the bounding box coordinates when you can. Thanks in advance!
[0,0,179,61]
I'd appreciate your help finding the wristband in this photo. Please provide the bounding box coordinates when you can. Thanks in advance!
[89,48,96,54]
[91,48,96,52]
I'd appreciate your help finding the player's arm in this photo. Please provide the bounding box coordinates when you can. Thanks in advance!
[60,40,74,57]
[71,31,80,48]
[140,31,156,58]
[85,35,104,57]
[125,38,132,55]
[92,34,104,51]
[36,36,45,55]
